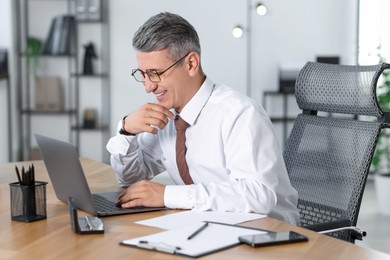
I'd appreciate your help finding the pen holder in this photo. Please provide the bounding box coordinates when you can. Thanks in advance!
[9,181,48,222]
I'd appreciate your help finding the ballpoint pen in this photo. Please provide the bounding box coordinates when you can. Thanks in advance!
[187,222,209,240]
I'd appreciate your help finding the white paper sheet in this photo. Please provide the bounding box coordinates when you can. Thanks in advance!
[136,210,265,230]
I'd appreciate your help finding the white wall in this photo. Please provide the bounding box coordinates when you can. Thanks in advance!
[0,0,11,46]
[0,81,8,162]
[0,0,12,162]
[250,0,358,143]
[250,0,358,101]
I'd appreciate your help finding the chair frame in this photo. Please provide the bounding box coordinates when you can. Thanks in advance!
[283,62,390,243]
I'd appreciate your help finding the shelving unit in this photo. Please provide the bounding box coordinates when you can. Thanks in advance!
[15,0,110,162]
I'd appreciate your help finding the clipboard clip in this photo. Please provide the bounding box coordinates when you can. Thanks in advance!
[137,240,181,254]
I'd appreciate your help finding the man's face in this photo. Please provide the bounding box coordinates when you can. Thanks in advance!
[136,49,189,112]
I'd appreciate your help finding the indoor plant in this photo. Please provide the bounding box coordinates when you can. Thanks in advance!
[25,37,41,76]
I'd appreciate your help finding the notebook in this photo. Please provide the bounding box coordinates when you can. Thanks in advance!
[35,134,167,217]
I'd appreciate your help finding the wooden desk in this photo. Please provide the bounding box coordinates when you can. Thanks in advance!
[1,159,389,259]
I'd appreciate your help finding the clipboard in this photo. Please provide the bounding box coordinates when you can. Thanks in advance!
[120,221,269,258]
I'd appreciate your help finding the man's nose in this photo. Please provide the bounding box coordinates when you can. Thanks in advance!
[144,80,158,93]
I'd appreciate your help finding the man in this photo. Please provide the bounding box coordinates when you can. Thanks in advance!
[106,12,299,224]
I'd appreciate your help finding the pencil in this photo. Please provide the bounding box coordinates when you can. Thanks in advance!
[15,166,22,184]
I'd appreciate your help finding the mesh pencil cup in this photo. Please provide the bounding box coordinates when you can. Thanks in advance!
[9,181,48,222]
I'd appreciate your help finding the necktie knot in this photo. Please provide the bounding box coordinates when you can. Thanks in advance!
[175,115,189,131]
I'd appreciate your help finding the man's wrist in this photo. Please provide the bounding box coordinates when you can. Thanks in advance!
[119,116,135,136]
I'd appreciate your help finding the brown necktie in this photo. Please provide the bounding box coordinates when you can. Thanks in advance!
[175,115,194,184]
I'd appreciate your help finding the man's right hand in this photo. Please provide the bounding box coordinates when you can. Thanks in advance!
[123,103,175,135]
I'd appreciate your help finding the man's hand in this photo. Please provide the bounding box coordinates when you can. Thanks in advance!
[116,180,166,208]
[123,103,175,135]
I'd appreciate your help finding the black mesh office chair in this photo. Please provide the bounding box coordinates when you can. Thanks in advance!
[283,61,390,243]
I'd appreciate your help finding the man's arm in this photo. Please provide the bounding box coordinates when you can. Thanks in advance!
[107,103,175,186]
[107,124,161,186]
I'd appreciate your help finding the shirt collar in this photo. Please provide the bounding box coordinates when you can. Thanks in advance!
[176,77,214,126]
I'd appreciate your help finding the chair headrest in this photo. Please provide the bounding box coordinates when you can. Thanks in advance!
[295,61,390,118]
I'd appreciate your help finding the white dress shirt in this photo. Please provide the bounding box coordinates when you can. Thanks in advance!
[106,77,299,225]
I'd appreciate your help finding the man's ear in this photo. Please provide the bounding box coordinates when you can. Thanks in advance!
[187,52,200,76]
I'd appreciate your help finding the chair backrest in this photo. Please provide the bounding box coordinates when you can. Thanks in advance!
[283,62,390,242]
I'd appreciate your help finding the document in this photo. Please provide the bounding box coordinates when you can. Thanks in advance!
[135,210,265,230]
[121,221,268,258]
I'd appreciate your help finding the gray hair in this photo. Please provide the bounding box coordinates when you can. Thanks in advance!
[132,12,201,61]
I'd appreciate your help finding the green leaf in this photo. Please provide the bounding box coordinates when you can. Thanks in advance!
[25,37,42,76]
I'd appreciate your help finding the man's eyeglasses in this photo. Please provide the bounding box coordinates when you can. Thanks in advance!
[131,53,190,83]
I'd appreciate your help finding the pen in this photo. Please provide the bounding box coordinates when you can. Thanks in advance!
[187,222,209,240]
[16,164,35,186]
[22,166,26,185]
[28,166,32,185]
[15,166,22,184]
[31,164,35,185]
[85,216,95,230]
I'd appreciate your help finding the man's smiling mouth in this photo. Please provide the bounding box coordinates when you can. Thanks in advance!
[155,91,166,97]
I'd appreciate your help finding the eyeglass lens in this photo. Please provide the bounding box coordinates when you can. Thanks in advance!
[132,70,160,83]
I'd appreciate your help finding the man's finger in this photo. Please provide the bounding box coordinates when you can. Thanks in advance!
[147,103,175,119]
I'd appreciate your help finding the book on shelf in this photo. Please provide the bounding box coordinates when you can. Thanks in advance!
[42,15,76,55]
[35,76,64,111]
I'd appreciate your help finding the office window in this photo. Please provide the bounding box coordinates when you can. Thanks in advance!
[359,0,390,65]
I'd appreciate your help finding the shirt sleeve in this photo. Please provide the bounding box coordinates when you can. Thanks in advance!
[164,178,276,213]
[106,120,166,186]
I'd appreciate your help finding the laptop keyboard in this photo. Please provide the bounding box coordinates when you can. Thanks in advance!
[92,192,148,212]
[92,193,121,212]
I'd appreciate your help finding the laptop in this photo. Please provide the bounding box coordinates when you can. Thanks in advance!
[35,134,166,217]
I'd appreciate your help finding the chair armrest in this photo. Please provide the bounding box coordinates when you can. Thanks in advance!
[304,220,367,241]
[305,219,351,232]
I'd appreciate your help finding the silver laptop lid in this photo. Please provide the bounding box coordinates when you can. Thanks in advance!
[35,134,97,215]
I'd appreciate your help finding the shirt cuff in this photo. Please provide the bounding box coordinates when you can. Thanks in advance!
[164,185,195,209]
[106,134,138,155]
